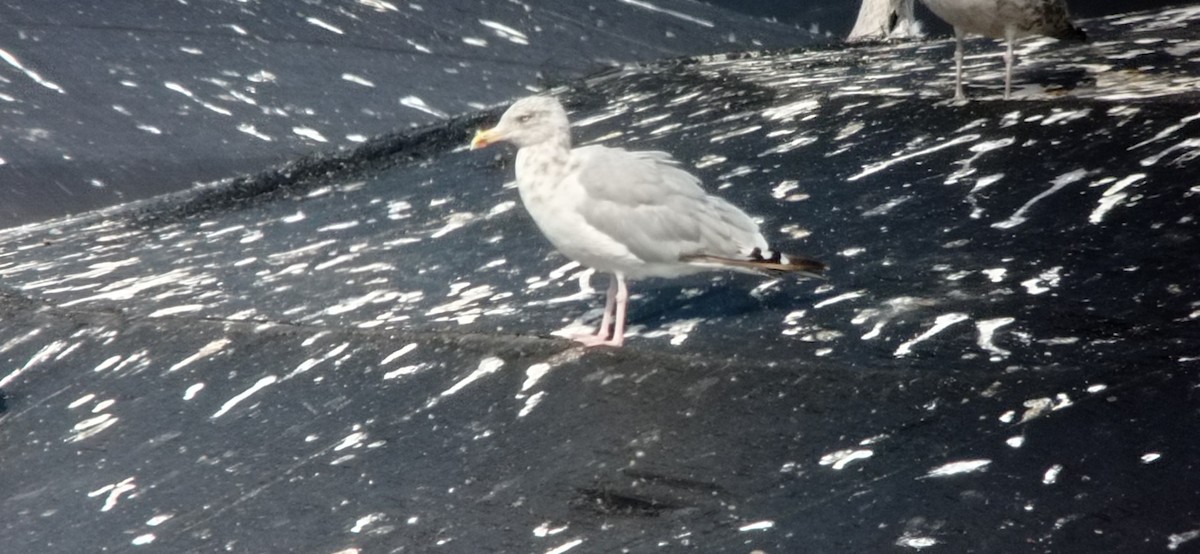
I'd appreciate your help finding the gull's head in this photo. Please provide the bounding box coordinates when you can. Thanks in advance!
[471,96,569,150]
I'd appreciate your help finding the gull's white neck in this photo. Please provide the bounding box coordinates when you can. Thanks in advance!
[514,136,572,190]
[511,134,577,252]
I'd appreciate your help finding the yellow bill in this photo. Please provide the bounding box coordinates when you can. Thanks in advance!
[470,128,501,150]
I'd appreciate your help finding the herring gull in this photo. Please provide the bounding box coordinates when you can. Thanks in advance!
[920,0,1086,99]
[470,96,825,347]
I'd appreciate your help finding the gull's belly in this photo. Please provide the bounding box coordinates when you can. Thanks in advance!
[519,183,644,275]
[922,0,1041,38]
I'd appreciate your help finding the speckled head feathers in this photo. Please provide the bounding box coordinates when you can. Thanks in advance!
[472,96,571,150]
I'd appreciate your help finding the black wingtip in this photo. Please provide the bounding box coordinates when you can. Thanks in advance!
[750,248,827,277]
[785,256,827,277]
[681,250,827,279]
[790,258,828,280]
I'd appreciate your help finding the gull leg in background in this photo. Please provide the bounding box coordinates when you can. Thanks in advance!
[1003,26,1016,99]
[954,27,967,100]
[608,273,629,348]
[573,276,617,346]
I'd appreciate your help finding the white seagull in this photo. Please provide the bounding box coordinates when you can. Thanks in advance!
[470,96,825,348]
[919,0,1086,99]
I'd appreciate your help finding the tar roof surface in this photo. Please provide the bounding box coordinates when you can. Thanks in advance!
[2,4,1199,553]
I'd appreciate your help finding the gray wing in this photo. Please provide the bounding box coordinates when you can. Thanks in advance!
[569,145,766,265]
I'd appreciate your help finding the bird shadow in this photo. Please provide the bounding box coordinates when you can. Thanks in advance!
[629,277,775,326]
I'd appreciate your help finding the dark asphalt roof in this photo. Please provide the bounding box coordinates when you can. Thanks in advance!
[0,0,816,227]
[2,3,1200,553]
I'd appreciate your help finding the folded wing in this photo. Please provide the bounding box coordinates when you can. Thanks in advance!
[570,146,767,268]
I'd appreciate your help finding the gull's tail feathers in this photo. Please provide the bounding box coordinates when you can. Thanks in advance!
[682,248,826,279]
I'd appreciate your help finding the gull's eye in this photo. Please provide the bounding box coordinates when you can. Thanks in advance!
[516,114,532,123]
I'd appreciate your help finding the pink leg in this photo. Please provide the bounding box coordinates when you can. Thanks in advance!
[572,273,628,348]
[572,275,617,346]
[1003,27,1015,100]
[608,273,629,347]
[595,277,617,338]
[953,27,966,101]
